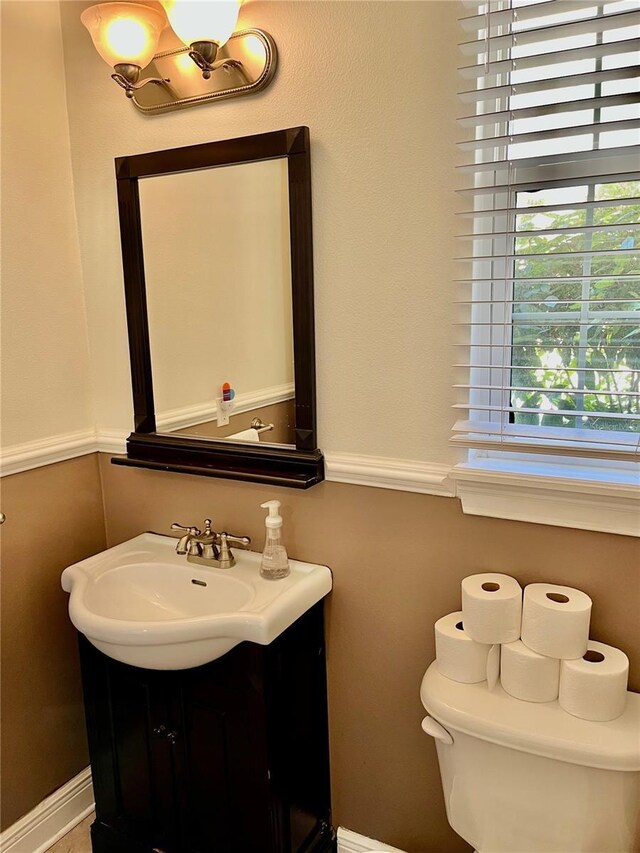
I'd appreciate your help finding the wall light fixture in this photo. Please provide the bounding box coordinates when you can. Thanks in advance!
[81,3,167,98]
[161,0,241,79]
[81,0,278,114]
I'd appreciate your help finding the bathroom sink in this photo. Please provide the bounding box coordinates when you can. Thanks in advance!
[61,533,332,670]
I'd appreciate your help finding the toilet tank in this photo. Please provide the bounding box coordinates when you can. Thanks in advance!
[420,663,640,853]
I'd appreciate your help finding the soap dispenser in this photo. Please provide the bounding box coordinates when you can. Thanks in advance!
[260,500,290,580]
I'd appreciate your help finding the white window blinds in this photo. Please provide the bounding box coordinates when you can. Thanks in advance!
[454,0,640,461]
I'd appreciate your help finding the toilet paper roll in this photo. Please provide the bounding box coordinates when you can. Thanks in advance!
[521,584,591,659]
[487,644,501,692]
[461,573,522,644]
[226,428,260,442]
[435,612,492,684]
[501,640,560,703]
[559,640,629,722]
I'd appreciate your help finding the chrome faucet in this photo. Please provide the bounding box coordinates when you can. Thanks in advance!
[171,519,250,569]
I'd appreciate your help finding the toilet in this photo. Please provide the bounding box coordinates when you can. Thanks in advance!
[420,662,640,853]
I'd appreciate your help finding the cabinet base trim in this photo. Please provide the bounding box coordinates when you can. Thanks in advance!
[0,767,94,853]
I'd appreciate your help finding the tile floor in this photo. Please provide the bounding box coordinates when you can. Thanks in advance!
[45,813,93,853]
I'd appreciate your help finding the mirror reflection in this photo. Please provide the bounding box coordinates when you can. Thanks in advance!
[138,157,295,447]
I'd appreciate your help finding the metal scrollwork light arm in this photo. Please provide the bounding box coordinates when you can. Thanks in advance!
[187,41,243,80]
[111,63,170,100]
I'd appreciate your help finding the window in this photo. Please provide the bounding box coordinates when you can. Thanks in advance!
[454,0,640,467]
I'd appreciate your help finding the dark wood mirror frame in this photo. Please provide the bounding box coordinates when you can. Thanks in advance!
[111,127,324,489]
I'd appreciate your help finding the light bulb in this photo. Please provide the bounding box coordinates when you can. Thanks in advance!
[161,0,241,49]
[81,3,165,70]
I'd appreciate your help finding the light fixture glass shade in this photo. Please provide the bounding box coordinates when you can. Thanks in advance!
[81,3,165,69]
[160,0,242,49]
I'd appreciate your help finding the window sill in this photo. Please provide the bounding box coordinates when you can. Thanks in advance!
[451,458,640,538]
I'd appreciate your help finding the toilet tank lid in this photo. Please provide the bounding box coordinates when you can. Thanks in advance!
[420,663,640,772]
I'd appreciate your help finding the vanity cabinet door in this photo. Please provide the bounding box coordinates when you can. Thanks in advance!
[263,601,333,852]
[79,641,182,852]
[171,647,275,853]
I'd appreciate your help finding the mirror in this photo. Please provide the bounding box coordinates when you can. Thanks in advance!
[140,158,295,446]
[113,128,323,488]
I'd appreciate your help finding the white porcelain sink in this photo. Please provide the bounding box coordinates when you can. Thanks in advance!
[62,533,332,670]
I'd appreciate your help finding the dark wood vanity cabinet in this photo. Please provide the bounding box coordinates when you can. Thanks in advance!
[78,603,334,853]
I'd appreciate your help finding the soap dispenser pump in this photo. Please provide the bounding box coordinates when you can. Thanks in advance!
[260,500,290,580]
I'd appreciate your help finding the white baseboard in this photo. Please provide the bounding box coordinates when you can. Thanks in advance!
[337,827,407,853]
[0,767,94,853]
[0,782,394,853]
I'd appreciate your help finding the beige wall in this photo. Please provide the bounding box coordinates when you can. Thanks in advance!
[58,0,460,464]
[0,456,106,830]
[0,1,94,448]
[98,457,640,853]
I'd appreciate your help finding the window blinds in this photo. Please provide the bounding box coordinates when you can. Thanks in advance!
[453,0,640,461]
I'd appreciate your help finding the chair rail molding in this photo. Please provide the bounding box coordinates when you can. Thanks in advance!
[0,429,97,477]
[3,428,638,538]
[155,383,295,433]
[325,452,455,497]
[95,428,130,455]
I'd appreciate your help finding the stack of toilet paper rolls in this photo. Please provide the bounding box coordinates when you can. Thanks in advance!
[434,573,630,722]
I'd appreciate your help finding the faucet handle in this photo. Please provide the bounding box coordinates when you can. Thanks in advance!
[220,532,251,548]
[171,522,201,536]
[170,522,201,556]
[217,532,251,568]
